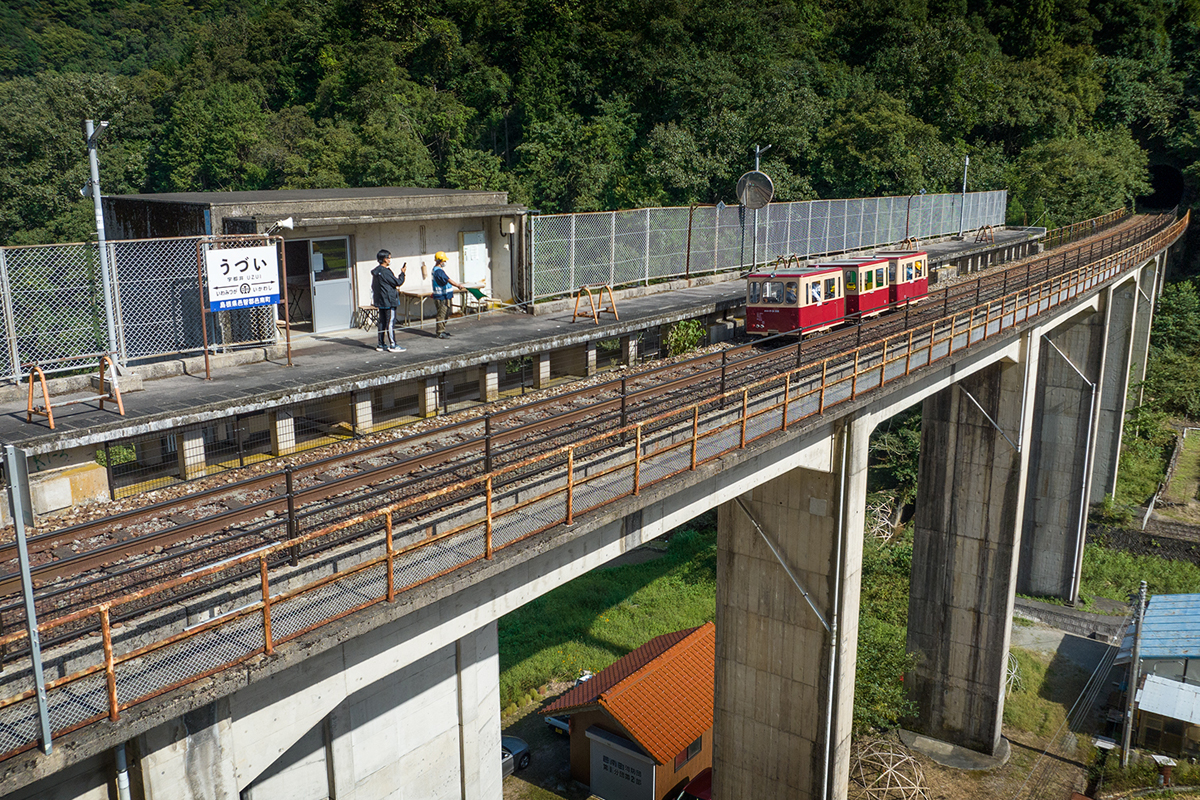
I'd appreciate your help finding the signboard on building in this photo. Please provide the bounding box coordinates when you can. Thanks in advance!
[586,727,655,800]
[203,245,280,311]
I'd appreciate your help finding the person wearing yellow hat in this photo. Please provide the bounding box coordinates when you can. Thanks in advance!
[430,250,466,339]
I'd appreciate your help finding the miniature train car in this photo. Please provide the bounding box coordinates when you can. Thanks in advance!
[746,265,845,335]
[816,257,892,319]
[873,250,929,306]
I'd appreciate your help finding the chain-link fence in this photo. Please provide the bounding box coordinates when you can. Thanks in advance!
[529,190,1008,301]
[0,236,280,382]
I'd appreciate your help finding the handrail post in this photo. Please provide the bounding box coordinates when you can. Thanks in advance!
[740,389,748,448]
[818,360,828,413]
[260,555,273,655]
[691,406,699,469]
[633,424,643,495]
[565,447,575,525]
[484,414,493,473]
[851,350,860,397]
[781,373,791,431]
[485,476,494,559]
[285,466,300,567]
[719,350,727,407]
[385,512,396,600]
[101,606,118,721]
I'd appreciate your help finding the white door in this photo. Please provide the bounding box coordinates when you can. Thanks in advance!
[310,237,353,332]
[459,231,488,287]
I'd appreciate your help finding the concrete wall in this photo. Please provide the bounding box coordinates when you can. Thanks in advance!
[136,622,500,800]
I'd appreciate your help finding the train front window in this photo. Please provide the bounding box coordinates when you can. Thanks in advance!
[785,282,798,304]
[763,281,785,304]
[824,277,838,299]
[749,280,762,304]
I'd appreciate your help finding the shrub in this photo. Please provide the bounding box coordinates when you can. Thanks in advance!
[665,319,705,356]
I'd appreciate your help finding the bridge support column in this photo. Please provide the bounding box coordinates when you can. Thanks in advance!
[714,417,868,799]
[621,334,638,366]
[176,428,207,479]
[907,358,1029,753]
[419,376,440,417]
[534,352,551,389]
[478,362,499,403]
[351,390,374,435]
[1019,308,1105,601]
[1091,279,1139,501]
[1129,255,1162,407]
[270,409,296,456]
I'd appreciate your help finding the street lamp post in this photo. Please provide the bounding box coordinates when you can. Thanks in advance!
[904,188,927,241]
[85,119,119,363]
[957,154,970,239]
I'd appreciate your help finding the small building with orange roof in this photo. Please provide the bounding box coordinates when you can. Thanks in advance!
[540,622,715,800]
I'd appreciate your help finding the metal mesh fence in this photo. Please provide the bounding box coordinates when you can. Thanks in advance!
[0,236,281,382]
[530,191,1007,302]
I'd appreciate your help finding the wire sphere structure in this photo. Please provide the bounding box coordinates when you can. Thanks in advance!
[1006,651,1024,695]
[849,739,931,800]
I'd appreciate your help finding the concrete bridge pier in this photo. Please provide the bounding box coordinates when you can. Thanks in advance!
[714,417,870,799]
[906,355,1032,753]
[1018,306,1107,602]
[1129,254,1164,407]
[1090,275,1140,502]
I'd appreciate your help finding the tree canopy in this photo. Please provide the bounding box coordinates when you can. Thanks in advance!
[1,0,1194,244]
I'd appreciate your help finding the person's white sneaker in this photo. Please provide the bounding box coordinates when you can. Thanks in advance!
[375,346,387,352]
[389,345,406,352]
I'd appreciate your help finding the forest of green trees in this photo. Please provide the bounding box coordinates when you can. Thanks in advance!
[1,0,1195,247]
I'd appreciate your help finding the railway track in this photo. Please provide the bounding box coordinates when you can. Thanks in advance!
[0,210,1184,764]
[0,212,1174,652]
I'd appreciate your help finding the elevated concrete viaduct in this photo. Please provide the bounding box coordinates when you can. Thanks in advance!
[3,222,1184,800]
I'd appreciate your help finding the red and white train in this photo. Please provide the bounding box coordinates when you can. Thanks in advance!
[745,250,929,336]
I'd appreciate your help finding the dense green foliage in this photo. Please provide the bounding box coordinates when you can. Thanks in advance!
[1081,535,1200,602]
[497,517,717,707]
[3,0,1187,245]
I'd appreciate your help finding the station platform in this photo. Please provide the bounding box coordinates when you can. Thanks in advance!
[0,277,748,455]
[0,226,1044,459]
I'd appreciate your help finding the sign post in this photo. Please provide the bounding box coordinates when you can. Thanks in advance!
[196,240,282,379]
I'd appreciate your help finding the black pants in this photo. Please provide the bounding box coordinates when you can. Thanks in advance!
[377,306,397,348]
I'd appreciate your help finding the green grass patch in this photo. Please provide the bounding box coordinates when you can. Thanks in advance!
[1092,752,1200,792]
[1003,648,1089,736]
[497,515,718,706]
[1081,540,1200,603]
[1164,431,1200,504]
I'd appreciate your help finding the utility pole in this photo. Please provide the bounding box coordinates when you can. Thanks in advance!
[85,120,119,363]
[957,153,970,239]
[1121,581,1148,767]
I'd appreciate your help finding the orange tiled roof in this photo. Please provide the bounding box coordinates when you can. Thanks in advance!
[543,622,716,765]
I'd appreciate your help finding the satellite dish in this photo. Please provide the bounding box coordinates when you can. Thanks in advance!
[736,171,774,210]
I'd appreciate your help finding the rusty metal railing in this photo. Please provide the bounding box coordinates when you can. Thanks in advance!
[0,212,1187,763]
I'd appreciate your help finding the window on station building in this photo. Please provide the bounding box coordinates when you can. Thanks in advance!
[674,735,703,771]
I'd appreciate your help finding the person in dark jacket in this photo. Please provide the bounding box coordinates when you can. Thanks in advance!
[371,250,406,352]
